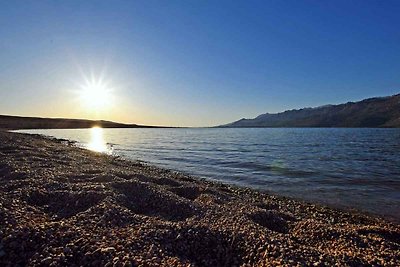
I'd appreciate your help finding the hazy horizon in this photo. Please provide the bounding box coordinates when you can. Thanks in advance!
[1,91,399,128]
[1,1,399,127]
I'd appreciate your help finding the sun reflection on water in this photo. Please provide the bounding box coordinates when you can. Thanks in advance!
[87,127,112,154]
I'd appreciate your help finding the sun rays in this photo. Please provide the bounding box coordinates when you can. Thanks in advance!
[77,72,114,110]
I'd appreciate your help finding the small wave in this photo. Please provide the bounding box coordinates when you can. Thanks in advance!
[221,161,317,178]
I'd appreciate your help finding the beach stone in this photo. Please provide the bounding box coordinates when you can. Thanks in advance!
[102,247,116,253]
[0,131,399,266]
[41,257,52,264]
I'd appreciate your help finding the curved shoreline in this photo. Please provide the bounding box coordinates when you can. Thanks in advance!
[15,127,400,223]
[0,131,399,266]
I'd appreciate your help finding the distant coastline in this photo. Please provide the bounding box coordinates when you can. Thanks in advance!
[220,93,400,128]
[0,115,166,130]
[2,93,400,130]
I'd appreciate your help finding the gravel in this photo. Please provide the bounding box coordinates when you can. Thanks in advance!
[0,131,399,266]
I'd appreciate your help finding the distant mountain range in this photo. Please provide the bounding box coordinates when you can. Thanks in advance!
[0,115,157,130]
[220,93,400,128]
[2,93,399,129]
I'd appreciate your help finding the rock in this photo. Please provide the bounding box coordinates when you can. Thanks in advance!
[102,247,116,253]
[41,257,52,265]
[63,247,72,254]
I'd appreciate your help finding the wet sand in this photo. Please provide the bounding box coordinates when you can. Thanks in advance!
[0,131,399,266]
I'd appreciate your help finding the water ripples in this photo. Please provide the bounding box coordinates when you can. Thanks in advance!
[19,128,400,221]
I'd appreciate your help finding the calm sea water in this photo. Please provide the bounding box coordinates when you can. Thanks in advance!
[18,128,400,221]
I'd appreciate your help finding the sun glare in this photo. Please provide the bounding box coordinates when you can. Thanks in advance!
[78,75,113,110]
[87,126,111,153]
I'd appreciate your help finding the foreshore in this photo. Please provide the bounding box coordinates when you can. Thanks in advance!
[0,131,399,266]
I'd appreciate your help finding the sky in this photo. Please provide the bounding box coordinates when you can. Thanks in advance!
[0,0,399,127]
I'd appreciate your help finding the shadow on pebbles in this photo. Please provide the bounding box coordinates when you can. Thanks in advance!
[0,131,399,266]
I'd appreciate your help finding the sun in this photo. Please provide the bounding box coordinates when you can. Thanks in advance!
[78,75,113,110]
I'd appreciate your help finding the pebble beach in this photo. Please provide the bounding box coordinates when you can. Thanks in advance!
[0,131,399,266]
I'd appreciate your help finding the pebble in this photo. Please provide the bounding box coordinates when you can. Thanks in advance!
[102,247,116,253]
[0,131,399,266]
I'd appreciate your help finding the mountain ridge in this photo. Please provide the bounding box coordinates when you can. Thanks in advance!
[220,93,400,128]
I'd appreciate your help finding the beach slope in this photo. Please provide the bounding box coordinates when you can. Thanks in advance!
[0,131,399,266]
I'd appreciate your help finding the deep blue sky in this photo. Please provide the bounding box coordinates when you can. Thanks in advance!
[0,0,399,126]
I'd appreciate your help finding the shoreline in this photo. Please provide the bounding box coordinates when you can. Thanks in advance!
[0,131,399,266]
[15,128,400,224]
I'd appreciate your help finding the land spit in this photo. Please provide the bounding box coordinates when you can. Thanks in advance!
[0,131,399,266]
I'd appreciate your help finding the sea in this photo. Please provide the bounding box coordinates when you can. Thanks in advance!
[17,128,400,221]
